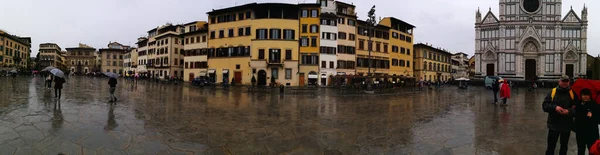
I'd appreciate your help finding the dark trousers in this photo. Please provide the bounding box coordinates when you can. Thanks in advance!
[46,80,52,88]
[546,129,571,155]
[501,98,507,105]
[55,88,61,99]
[576,131,598,155]
[492,90,498,103]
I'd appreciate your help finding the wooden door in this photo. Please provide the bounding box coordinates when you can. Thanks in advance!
[566,64,574,78]
[234,71,242,84]
[189,73,195,81]
[299,73,305,86]
[486,64,495,76]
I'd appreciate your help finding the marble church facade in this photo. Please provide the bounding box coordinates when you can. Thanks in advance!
[474,0,588,81]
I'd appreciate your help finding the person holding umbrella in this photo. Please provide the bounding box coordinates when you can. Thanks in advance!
[104,72,118,102]
[49,68,66,100]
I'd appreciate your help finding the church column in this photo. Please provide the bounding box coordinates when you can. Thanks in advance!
[499,53,505,73]
[516,54,522,76]
[475,54,481,74]
[554,53,560,74]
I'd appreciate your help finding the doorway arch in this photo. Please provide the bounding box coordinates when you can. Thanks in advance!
[257,70,267,86]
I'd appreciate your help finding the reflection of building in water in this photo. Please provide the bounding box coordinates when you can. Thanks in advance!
[475,0,588,81]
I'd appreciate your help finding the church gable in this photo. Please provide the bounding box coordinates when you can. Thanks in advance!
[482,11,499,24]
[562,9,581,23]
[519,26,542,42]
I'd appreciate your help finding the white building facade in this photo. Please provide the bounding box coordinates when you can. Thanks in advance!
[319,0,338,86]
[475,0,588,81]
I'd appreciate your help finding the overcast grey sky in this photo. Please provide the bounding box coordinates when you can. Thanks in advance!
[0,0,595,57]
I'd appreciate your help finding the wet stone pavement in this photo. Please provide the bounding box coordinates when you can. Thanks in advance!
[0,76,581,154]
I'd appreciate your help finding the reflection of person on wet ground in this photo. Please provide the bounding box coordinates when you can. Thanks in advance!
[574,89,599,155]
[52,101,63,131]
[105,103,118,130]
[543,75,577,155]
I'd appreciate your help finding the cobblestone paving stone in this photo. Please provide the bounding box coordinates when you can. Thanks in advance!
[0,77,581,154]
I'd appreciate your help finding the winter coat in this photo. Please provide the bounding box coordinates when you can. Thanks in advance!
[108,78,117,87]
[542,86,579,132]
[575,100,600,137]
[499,83,511,98]
[54,77,65,89]
[492,81,500,92]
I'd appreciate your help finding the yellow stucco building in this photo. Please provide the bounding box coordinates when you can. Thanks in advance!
[298,4,321,86]
[413,43,452,82]
[0,30,31,68]
[182,21,209,82]
[208,3,301,86]
[379,17,415,77]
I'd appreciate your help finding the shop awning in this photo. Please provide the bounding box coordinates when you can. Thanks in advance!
[308,74,318,79]
[222,69,229,74]
[208,69,216,74]
[199,72,207,76]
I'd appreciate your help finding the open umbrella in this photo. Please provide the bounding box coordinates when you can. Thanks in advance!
[104,72,119,78]
[50,68,65,78]
[571,79,600,103]
[42,66,57,72]
[9,70,17,73]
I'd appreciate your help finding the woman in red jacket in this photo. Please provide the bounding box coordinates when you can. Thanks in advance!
[499,79,511,106]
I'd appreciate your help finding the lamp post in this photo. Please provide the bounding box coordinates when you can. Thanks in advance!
[365,5,376,93]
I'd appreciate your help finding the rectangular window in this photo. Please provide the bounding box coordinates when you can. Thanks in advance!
[285,50,292,60]
[383,44,388,53]
[375,43,380,52]
[285,68,292,79]
[283,29,295,40]
[349,34,355,41]
[358,40,364,50]
[505,54,515,72]
[271,68,279,79]
[302,24,308,33]
[330,61,334,69]
[348,19,355,26]
[400,47,405,54]
[210,31,215,39]
[302,10,308,17]
[338,32,347,40]
[311,10,318,17]
[310,25,318,33]
[238,28,244,36]
[545,55,554,72]
[228,28,234,37]
[311,36,318,47]
[256,29,267,39]
[270,29,281,39]
[219,30,224,38]
[300,37,309,47]
[321,61,326,68]
[258,49,265,59]
[407,49,411,55]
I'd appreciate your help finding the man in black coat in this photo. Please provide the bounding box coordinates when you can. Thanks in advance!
[108,77,117,102]
[543,75,578,155]
[492,79,500,104]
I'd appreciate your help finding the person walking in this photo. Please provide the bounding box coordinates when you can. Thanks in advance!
[543,75,578,155]
[575,88,600,155]
[54,77,65,99]
[46,74,53,90]
[492,79,500,104]
[499,79,511,106]
[251,75,257,88]
[108,77,118,102]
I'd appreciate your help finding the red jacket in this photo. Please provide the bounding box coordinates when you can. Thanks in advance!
[499,83,511,98]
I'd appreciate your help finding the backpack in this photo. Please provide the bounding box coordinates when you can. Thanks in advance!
[551,88,575,101]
